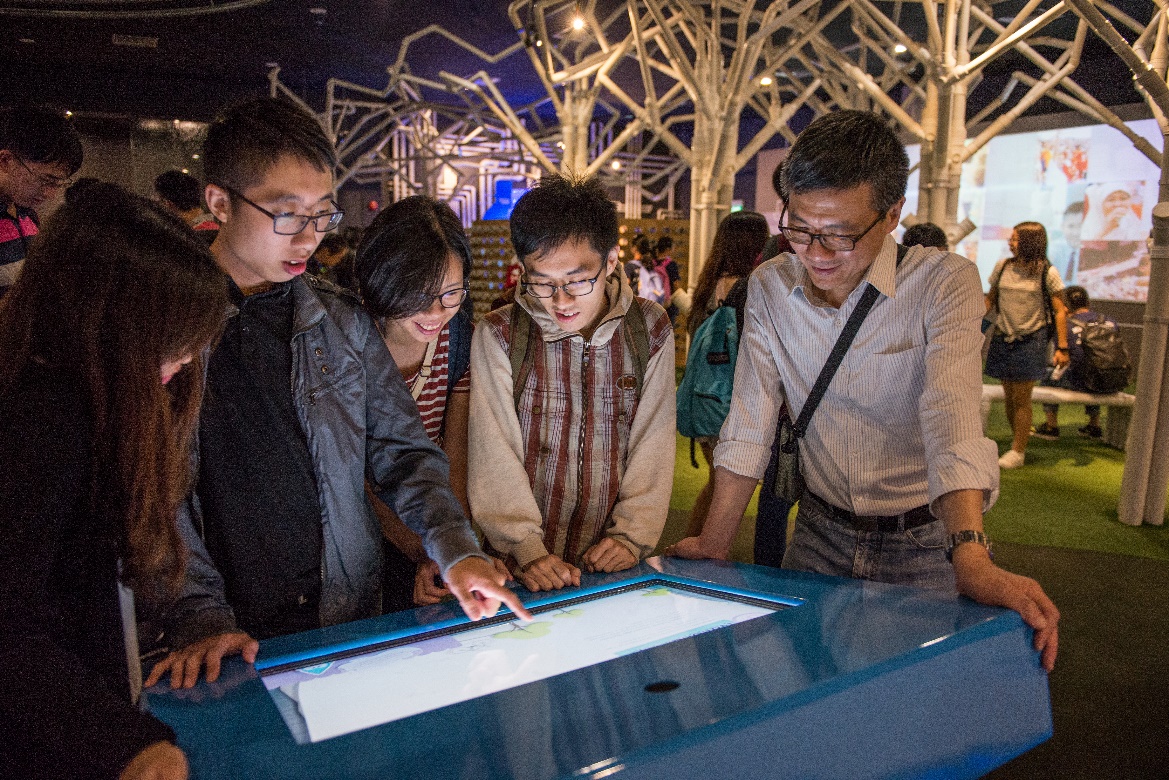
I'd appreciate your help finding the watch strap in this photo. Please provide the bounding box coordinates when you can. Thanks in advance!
[945,530,992,562]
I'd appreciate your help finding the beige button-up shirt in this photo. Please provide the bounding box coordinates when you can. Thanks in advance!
[715,235,999,517]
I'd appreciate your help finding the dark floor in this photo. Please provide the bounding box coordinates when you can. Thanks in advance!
[984,541,1169,780]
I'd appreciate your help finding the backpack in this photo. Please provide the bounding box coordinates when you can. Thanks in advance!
[676,278,749,464]
[1076,314,1131,394]
[639,264,667,305]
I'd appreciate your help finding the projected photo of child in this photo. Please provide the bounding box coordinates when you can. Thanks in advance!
[1082,183,1146,241]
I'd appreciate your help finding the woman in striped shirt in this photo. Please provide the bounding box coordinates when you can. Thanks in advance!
[356,196,485,612]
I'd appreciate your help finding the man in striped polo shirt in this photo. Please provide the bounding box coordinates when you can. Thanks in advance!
[671,111,1059,672]
[0,106,83,297]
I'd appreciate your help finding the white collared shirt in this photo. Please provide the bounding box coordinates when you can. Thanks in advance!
[714,235,1000,516]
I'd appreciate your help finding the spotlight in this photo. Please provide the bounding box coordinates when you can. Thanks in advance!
[572,15,585,31]
[759,76,773,86]
[893,43,908,54]
[611,160,621,170]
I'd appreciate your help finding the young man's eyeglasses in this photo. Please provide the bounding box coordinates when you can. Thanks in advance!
[521,266,605,298]
[15,156,73,190]
[778,207,886,252]
[225,185,344,235]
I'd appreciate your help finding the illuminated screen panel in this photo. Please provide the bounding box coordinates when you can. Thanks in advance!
[902,117,1161,302]
[261,581,788,743]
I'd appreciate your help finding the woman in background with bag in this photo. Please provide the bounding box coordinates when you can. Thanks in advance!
[984,221,1069,469]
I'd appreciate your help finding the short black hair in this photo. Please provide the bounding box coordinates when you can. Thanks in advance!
[509,173,619,263]
[153,170,203,212]
[780,111,908,214]
[203,97,336,193]
[1065,285,1089,310]
[902,222,948,251]
[633,234,654,257]
[655,235,673,254]
[356,196,472,321]
[0,105,84,174]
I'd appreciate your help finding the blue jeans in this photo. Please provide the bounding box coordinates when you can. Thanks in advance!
[781,496,956,593]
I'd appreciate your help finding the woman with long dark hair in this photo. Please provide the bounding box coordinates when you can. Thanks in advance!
[0,181,227,779]
[683,211,771,537]
[985,221,1069,469]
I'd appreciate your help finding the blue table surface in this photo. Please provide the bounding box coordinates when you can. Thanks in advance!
[146,558,1051,780]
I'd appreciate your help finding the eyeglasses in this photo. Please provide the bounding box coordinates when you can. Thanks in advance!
[15,156,73,190]
[778,208,886,252]
[432,286,469,309]
[521,265,605,298]
[224,185,344,235]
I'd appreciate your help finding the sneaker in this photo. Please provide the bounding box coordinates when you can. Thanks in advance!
[1031,424,1060,441]
[998,449,1026,469]
[1078,424,1103,439]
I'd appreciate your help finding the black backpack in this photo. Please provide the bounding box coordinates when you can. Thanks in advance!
[1076,315,1131,394]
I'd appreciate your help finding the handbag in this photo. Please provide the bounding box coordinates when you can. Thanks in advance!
[770,244,906,504]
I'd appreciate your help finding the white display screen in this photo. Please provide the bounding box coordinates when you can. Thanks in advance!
[261,581,785,743]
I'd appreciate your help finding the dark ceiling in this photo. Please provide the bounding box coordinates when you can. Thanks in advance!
[0,0,1148,127]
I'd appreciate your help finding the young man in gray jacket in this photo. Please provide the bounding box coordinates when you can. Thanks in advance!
[148,98,527,690]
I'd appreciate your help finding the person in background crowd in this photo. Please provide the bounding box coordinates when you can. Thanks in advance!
[146,97,528,691]
[902,221,949,251]
[670,111,1059,672]
[985,221,1069,469]
[153,170,218,233]
[0,105,83,296]
[682,211,795,566]
[0,181,227,780]
[309,231,358,293]
[469,173,676,592]
[1034,285,1122,441]
[356,195,509,611]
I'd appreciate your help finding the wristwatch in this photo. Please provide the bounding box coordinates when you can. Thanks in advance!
[945,530,993,562]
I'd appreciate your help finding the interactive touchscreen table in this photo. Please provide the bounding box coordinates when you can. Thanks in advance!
[146,559,1051,779]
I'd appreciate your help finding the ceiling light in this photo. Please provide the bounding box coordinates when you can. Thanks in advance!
[181,168,190,174]
[611,160,621,170]
[192,154,200,160]
[18,38,35,45]
[572,15,585,31]
[64,111,73,117]
[893,43,908,54]
[759,76,773,86]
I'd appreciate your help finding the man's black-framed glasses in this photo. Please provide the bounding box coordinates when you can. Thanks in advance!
[778,207,886,252]
[225,185,344,235]
[15,155,73,190]
[521,265,605,298]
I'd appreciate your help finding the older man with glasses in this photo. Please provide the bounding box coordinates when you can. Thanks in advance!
[0,106,83,295]
[670,110,1060,674]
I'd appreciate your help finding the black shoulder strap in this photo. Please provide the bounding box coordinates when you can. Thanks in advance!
[791,243,907,438]
[439,311,473,440]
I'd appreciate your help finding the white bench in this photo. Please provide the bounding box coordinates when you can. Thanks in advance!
[981,384,1136,450]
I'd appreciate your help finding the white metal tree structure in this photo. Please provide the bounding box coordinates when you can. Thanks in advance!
[599,0,823,284]
[1061,0,1169,527]
[268,31,546,224]
[439,0,690,215]
[779,1,1091,249]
